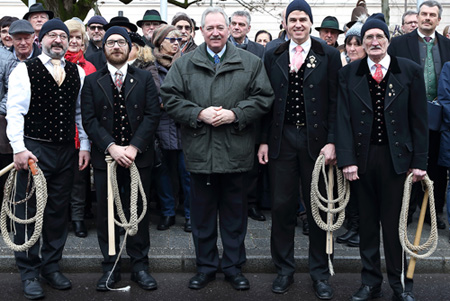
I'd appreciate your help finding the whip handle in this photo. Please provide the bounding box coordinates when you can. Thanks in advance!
[106,156,116,256]
[326,166,334,255]
[406,189,429,279]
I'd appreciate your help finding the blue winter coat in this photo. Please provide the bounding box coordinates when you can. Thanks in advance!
[438,62,450,167]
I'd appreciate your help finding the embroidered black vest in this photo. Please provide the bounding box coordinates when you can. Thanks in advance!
[24,58,80,143]
[285,62,307,126]
[111,79,132,146]
[367,70,390,145]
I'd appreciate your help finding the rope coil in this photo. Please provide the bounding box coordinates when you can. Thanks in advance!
[0,163,47,252]
[106,159,147,292]
[310,154,350,275]
[399,174,438,259]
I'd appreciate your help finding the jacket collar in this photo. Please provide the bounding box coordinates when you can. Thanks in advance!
[356,55,401,76]
[97,64,138,108]
[190,41,244,73]
[274,37,326,56]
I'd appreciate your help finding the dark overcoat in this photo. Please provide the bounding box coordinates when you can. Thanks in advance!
[336,56,428,174]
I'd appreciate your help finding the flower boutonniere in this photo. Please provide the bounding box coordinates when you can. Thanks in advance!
[306,55,317,69]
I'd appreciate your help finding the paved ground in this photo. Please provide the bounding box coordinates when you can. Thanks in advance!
[0,206,449,274]
[1,272,449,301]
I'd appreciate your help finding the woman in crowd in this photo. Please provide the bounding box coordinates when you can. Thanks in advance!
[150,25,192,232]
[341,20,366,66]
[336,19,366,247]
[0,16,18,50]
[254,29,272,47]
[64,19,96,238]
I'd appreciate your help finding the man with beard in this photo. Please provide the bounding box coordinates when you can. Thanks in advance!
[85,15,108,57]
[172,12,197,54]
[6,18,90,300]
[81,26,160,292]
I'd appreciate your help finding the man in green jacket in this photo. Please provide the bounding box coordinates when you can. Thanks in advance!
[161,7,273,292]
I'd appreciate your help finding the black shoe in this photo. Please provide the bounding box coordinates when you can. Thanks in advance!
[336,229,357,244]
[96,271,121,291]
[392,291,415,301]
[157,216,175,230]
[184,218,192,232]
[302,219,309,236]
[425,216,446,229]
[351,284,382,301]
[272,275,294,294]
[347,232,360,247]
[225,272,250,290]
[72,221,87,238]
[313,280,334,300]
[23,278,44,300]
[248,207,266,221]
[41,271,71,290]
[188,272,216,289]
[131,270,157,290]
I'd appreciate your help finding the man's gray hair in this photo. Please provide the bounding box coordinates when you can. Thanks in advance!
[231,11,251,26]
[201,7,229,28]
[420,0,443,19]
[401,10,417,24]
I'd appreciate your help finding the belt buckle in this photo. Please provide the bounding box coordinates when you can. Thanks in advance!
[295,122,305,129]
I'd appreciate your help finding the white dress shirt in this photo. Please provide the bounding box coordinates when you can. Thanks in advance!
[6,52,89,154]
[289,37,312,68]
[367,54,391,79]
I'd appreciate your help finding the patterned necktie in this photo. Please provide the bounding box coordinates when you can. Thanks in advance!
[213,54,220,65]
[51,59,65,86]
[372,63,383,84]
[115,70,123,90]
[291,45,304,73]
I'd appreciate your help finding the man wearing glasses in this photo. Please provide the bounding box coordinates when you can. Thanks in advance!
[85,15,108,57]
[171,12,197,54]
[81,26,160,292]
[337,13,428,301]
[6,19,90,300]
[137,10,166,48]
[401,10,418,34]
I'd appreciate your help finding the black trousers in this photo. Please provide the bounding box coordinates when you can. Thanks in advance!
[354,145,413,294]
[94,164,151,273]
[269,125,329,280]
[70,150,90,221]
[190,172,248,276]
[14,139,75,281]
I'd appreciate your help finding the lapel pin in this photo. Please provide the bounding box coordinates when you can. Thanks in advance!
[389,92,392,97]
[389,84,393,89]
[130,79,134,83]
[307,63,311,68]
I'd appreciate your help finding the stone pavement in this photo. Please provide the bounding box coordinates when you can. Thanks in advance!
[0,208,449,274]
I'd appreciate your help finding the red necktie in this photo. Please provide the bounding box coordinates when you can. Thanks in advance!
[373,63,383,84]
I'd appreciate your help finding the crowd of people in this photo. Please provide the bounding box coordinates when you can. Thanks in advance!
[0,0,449,300]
